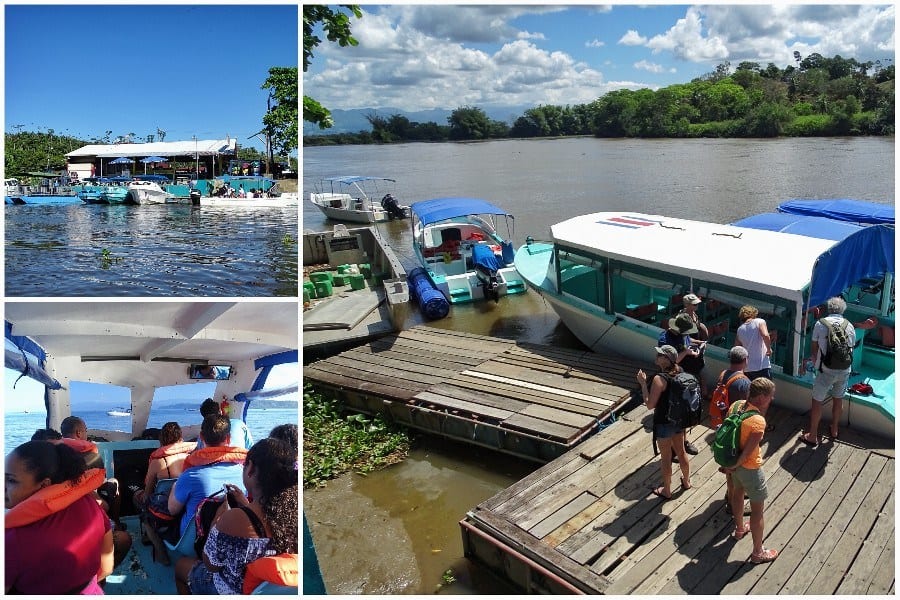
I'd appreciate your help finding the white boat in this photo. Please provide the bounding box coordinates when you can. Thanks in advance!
[309,176,408,223]
[198,193,298,208]
[107,408,131,417]
[127,180,172,204]
[4,300,298,594]
[410,197,526,304]
[514,211,894,438]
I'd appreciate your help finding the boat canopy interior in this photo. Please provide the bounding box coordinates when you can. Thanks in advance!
[5,301,298,441]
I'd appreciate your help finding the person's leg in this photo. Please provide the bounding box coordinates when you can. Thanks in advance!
[804,398,822,444]
[671,431,690,488]
[656,437,673,497]
[175,557,199,595]
[113,529,132,568]
[749,499,765,554]
[730,479,746,533]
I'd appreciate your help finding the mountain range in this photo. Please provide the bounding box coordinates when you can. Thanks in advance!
[303,105,531,136]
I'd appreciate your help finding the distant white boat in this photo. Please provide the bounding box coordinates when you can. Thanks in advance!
[107,408,131,417]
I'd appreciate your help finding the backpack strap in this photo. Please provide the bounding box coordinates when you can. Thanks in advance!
[724,371,747,387]
[236,505,268,539]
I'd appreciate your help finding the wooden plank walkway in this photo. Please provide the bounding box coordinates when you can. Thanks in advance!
[461,402,894,594]
[303,326,649,461]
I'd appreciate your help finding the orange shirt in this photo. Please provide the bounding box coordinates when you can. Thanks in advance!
[728,400,766,469]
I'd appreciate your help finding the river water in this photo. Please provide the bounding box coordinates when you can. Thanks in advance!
[6,203,298,296]
[302,136,894,593]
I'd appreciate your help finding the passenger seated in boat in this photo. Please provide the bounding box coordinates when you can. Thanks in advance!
[168,414,248,537]
[196,397,253,450]
[268,423,298,453]
[60,416,133,568]
[30,427,62,441]
[134,422,195,507]
[5,440,114,594]
[174,438,299,594]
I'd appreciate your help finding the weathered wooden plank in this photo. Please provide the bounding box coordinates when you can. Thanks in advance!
[448,373,613,416]
[369,334,498,363]
[427,382,531,413]
[835,488,895,594]
[303,362,428,398]
[465,507,611,594]
[528,491,601,539]
[399,326,514,353]
[519,404,597,429]
[468,360,630,403]
[501,412,581,442]
[462,370,616,406]
[412,390,514,421]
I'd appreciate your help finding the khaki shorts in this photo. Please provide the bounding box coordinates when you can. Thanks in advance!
[732,465,768,502]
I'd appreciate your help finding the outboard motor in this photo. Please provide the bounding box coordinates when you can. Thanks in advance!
[380,193,406,220]
[189,188,201,206]
[471,243,502,303]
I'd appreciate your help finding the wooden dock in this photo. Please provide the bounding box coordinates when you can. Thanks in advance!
[461,401,894,594]
[303,326,649,462]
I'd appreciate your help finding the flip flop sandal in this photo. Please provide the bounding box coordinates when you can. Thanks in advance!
[750,548,779,564]
[731,523,750,540]
[798,434,818,447]
[681,477,692,490]
[651,487,672,501]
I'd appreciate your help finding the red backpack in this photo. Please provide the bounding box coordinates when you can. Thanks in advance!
[709,370,749,429]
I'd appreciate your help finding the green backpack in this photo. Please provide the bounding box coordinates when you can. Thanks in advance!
[712,401,759,468]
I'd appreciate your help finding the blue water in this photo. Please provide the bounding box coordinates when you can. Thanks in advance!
[5,203,298,296]
[4,407,297,457]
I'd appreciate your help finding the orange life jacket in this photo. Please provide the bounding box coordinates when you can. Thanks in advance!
[241,553,299,594]
[5,468,106,528]
[183,446,248,470]
[54,438,99,454]
[149,441,196,460]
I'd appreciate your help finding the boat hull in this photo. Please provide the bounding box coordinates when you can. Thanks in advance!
[515,241,894,439]
[310,194,406,223]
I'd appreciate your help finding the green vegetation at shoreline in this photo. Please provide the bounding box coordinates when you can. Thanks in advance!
[303,385,410,488]
[305,54,894,146]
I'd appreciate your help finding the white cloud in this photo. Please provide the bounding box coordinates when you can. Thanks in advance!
[586,39,605,48]
[619,29,647,46]
[646,7,729,62]
[634,60,666,74]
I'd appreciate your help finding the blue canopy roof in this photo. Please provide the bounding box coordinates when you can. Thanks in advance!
[410,197,512,226]
[731,213,865,241]
[778,198,894,225]
[734,213,894,307]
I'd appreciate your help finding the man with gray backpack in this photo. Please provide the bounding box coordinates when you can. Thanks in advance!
[799,297,855,446]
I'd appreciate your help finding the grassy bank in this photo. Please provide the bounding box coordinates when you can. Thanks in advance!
[303,385,410,488]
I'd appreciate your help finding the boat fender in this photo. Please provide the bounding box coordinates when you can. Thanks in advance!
[150,441,197,460]
[5,468,107,528]
[183,446,248,469]
[241,553,299,594]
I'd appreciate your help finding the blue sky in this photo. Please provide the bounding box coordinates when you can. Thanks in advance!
[6,4,298,152]
[304,4,895,113]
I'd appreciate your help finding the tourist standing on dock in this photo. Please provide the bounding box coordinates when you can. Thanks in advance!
[800,296,855,446]
[678,293,709,341]
[720,378,778,564]
[735,305,773,380]
[636,345,691,500]
[659,313,705,455]
[713,347,751,516]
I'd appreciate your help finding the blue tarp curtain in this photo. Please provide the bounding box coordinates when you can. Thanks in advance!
[4,321,63,390]
[733,215,895,307]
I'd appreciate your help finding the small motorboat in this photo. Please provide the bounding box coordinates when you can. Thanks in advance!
[106,408,131,417]
[310,176,408,223]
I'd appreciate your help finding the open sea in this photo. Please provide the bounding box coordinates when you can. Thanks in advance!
[3,407,298,457]
[5,202,298,296]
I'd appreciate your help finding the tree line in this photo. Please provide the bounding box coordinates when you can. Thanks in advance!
[304,54,894,146]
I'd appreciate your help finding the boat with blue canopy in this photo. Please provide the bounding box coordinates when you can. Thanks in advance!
[777,198,894,225]
[515,212,894,438]
[410,197,525,304]
[4,301,298,594]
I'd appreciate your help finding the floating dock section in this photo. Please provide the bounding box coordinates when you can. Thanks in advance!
[302,326,647,462]
[460,402,894,594]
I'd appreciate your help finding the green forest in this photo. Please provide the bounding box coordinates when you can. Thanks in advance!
[304,54,894,146]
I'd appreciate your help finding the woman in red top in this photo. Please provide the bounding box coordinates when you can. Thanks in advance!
[5,440,114,594]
